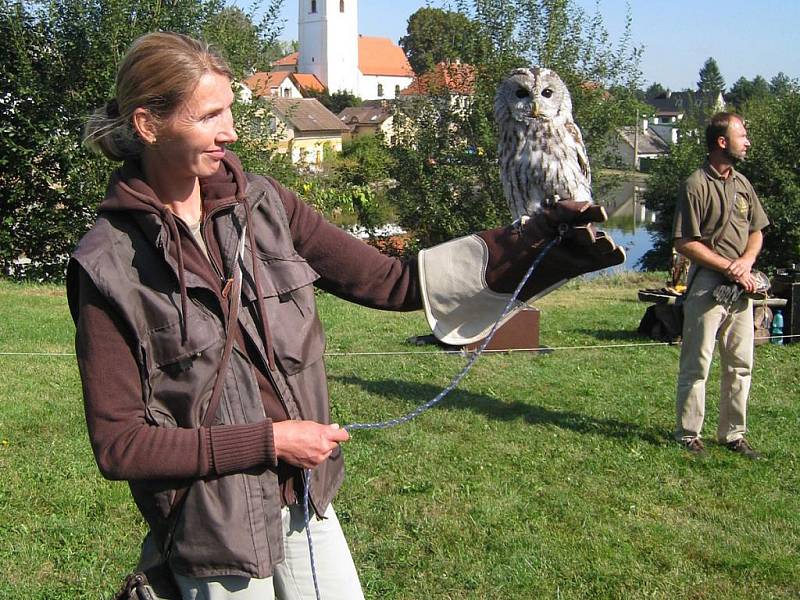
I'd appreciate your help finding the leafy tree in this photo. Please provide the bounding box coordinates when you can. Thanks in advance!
[737,92,800,270]
[645,82,667,99]
[203,2,286,78]
[640,126,705,270]
[697,57,725,94]
[726,75,769,109]
[642,91,800,271]
[389,0,643,248]
[399,7,487,75]
[306,90,362,114]
[770,72,799,96]
[0,0,283,281]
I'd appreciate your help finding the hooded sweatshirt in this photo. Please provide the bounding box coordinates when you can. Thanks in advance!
[68,151,422,506]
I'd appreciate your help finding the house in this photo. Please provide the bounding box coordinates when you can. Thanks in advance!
[645,90,725,124]
[243,71,325,99]
[266,98,351,166]
[400,61,476,99]
[611,121,671,171]
[261,1,415,101]
[338,100,394,140]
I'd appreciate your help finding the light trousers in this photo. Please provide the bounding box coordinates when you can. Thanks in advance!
[173,504,364,600]
[675,267,754,443]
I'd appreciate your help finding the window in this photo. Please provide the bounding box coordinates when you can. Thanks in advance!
[283,87,291,97]
[377,83,384,97]
[340,0,345,12]
[394,85,400,97]
[311,0,317,13]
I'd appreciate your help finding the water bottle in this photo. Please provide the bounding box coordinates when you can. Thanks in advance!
[771,309,784,345]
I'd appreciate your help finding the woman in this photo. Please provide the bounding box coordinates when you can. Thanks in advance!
[72,31,622,600]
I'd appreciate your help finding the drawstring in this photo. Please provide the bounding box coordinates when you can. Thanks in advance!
[161,208,190,344]
[243,202,277,371]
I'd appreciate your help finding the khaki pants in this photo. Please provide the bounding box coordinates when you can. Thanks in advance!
[172,504,364,600]
[675,267,754,443]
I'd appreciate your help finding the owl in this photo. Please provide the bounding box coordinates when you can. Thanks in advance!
[494,67,591,221]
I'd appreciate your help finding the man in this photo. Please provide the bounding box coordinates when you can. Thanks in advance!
[673,112,769,459]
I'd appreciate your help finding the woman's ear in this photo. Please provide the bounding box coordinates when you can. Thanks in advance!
[132,107,158,145]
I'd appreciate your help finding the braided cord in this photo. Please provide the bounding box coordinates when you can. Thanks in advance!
[345,235,560,431]
[302,235,560,600]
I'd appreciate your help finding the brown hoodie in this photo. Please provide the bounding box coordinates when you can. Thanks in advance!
[68,152,422,504]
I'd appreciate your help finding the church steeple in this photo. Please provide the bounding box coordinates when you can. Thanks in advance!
[297,0,359,94]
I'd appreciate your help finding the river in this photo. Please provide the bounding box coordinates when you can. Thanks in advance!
[594,175,657,272]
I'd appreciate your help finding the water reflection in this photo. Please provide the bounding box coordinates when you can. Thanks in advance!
[596,177,658,272]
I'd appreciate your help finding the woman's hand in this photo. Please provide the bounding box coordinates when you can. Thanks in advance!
[273,420,350,469]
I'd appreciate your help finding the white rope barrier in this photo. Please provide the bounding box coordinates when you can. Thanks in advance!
[3,334,799,359]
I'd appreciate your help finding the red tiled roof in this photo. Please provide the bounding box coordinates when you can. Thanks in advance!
[400,62,476,96]
[243,71,291,97]
[358,36,414,77]
[293,73,325,94]
[273,38,414,79]
[273,52,298,67]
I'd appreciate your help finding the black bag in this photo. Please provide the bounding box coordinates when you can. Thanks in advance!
[112,572,158,600]
[111,560,181,600]
[638,301,684,343]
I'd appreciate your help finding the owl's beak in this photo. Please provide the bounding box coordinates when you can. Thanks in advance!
[531,101,540,117]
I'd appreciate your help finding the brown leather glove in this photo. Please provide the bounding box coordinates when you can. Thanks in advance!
[478,201,626,300]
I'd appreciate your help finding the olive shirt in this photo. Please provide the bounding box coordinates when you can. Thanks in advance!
[673,161,769,260]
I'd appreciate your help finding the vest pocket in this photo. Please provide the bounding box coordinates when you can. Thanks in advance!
[141,313,223,427]
[241,254,325,376]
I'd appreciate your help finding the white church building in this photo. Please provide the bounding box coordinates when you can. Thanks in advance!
[265,0,415,101]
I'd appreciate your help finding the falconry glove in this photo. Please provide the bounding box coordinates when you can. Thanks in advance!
[712,270,771,305]
[418,200,625,345]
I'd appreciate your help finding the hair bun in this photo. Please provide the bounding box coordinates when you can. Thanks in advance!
[107,98,120,118]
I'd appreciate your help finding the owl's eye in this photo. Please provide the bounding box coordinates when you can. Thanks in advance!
[515,88,530,99]
[541,88,554,98]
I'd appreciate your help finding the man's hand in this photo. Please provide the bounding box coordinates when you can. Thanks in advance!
[725,255,755,284]
[273,421,350,469]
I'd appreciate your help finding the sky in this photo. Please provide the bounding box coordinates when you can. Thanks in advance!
[243,0,800,91]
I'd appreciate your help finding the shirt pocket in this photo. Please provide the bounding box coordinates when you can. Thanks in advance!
[241,250,325,376]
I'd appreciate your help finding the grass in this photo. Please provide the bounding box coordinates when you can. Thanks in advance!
[1,275,798,599]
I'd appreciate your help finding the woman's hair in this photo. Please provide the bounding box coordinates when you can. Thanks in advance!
[84,32,233,161]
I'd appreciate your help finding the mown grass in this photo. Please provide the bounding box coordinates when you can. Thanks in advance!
[0,275,798,599]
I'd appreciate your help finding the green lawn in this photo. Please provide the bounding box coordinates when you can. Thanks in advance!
[1,275,798,599]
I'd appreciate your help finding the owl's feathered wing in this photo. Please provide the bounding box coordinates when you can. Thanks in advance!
[564,120,590,184]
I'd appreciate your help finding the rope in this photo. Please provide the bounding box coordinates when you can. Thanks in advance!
[4,337,799,359]
[300,236,561,600]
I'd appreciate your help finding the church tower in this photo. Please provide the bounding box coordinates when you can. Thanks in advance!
[297,0,359,94]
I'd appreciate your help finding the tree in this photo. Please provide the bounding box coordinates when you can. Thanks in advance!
[736,92,800,270]
[389,0,644,248]
[306,90,362,114]
[642,91,800,272]
[645,82,667,99]
[640,126,705,270]
[726,75,769,110]
[399,7,487,75]
[203,3,285,78]
[697,57,725,94]
[0,0,283,281]
[770,72,799,96]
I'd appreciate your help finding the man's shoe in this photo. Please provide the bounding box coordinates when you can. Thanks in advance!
[680,437,706,455]
[726,438,762,460]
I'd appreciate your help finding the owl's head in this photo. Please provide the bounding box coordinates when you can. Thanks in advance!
[494,67,573,125]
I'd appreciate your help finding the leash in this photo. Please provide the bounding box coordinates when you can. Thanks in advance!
[301,235,562,600]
